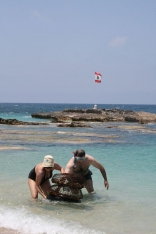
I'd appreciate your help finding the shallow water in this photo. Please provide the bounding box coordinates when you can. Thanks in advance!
[0,103,156,233]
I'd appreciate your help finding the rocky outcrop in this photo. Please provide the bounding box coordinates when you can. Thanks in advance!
[124,115,140,122]
[57,122,92,128]
[0,118,48,125]
[31,108,156,124]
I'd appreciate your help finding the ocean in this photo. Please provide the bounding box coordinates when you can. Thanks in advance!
[0,103,156,234]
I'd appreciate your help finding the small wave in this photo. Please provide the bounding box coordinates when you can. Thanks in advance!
[0,206,103,234]
[148,122,155,125]
[23,116,31,118]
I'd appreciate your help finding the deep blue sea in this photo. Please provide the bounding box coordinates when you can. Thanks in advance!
[0,103,156,234]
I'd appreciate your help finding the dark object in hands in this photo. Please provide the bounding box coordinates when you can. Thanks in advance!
[47,185,83,202]
[52,173,86,189]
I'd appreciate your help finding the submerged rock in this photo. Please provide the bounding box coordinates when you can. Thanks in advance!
[57,122,92,128]
[0,118,48,125]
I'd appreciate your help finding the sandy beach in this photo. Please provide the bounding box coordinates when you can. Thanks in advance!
[0,227,21,234]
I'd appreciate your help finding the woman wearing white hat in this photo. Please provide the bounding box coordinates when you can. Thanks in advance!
[28,155,65,199]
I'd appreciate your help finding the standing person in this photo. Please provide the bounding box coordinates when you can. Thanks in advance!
[65,149,109,193]
[28,155,65,199]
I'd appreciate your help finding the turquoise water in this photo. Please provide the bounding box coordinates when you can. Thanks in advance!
[0,104,156,234]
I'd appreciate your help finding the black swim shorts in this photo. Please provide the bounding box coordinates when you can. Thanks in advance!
[84,170,92,180]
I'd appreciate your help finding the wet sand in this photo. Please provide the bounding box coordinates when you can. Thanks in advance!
[0,227,21,234]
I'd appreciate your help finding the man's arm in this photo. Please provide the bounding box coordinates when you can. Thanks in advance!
[89,156,109,190]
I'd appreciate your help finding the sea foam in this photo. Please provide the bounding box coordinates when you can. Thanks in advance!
[0,206,104,234]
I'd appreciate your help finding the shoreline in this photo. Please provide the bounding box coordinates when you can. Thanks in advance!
[0,227,22,234]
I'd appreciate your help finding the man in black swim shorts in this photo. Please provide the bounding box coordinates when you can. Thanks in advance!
[65,149,109,193]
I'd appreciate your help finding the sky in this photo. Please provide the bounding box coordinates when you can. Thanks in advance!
[0,0,156,104]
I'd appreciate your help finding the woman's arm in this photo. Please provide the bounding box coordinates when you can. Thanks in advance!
[54,162,65,173]
[35,170,47,199]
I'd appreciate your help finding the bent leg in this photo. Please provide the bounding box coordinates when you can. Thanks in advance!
[85,179,94,193]
[40,180,51,196]
[28,178,38,199]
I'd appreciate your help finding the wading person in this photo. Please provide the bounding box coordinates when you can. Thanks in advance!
[28,155,65,199]
[65,149,109,193]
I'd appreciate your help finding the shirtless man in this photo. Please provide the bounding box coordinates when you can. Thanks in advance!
[65,149,109,193]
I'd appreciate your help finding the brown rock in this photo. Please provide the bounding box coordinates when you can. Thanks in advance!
[124,115,140,122]
[31,108,156,124]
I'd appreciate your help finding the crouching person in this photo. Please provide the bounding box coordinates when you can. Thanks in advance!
[28,155,65,199]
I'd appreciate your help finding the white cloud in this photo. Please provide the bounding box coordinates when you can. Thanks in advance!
[109,36,128,47]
